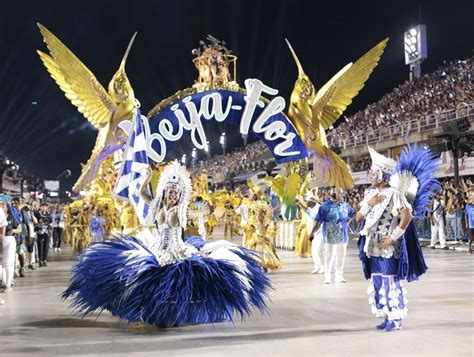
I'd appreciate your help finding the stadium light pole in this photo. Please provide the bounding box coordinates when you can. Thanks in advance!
[404,25,427,81]
[220,132,226,155]
[204,141,210,159]
[191,149,197,169]
[432,117,472,186]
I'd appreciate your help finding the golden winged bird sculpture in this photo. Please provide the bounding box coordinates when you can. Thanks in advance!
[285,38,388,189]
[36,23,137,192]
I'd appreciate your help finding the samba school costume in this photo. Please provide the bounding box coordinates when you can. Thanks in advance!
[63,162,271,327]
[245,199,283,271]
[357,145,440,331]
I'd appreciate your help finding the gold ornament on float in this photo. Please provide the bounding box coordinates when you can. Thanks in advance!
[37,23,138,192]
[285,38,389,189]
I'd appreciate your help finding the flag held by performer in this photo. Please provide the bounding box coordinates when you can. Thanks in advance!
[114,109,150,224]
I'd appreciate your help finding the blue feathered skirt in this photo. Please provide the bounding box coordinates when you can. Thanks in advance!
[63,235,272,327]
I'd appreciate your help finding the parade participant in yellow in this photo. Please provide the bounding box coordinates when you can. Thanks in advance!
[120,202,140,235]
[294,172,315,257]
[66,202,91,254]
[102,203,120,238]
[223,200,235,240]
[295,193,318,258]
[246,201,283,271]
[189,196,210,239]
[205,204,217,239]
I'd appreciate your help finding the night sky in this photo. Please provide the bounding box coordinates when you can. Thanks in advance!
[1,0,472,190]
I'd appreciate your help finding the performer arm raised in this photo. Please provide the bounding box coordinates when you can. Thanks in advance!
[140,166,153,204]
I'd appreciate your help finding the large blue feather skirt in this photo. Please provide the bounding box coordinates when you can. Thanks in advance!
[63,236,272,327]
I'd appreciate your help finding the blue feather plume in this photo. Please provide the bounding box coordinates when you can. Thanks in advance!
[63,235,271,327]
[184,235,207,250]
[396,144,442,216]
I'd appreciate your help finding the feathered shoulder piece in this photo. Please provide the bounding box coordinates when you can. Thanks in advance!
[389,144,441,217]
[156,161,193,228]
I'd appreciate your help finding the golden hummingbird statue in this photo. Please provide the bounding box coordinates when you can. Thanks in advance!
[36,23,137,192]
[285,38,388,189]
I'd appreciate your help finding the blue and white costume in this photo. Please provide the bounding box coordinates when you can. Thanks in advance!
[63,162,271,327]
[358,145,440,331]
[316,196,355,283]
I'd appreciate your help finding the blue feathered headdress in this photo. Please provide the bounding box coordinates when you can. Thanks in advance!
[391,144,441,217]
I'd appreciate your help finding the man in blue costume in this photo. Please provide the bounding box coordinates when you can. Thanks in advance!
[356,146,439,332]
[310,187,355,284]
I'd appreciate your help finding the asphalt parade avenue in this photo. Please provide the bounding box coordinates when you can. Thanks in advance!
[0,227,472,356]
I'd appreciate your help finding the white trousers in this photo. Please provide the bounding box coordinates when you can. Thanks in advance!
[430,221,446,248]
[311,234,324,269]
[324,243,347,279]
[2,236,17,288]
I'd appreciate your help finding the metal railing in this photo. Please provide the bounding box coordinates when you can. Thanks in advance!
[348,213,468,241]
[413,213,467,241]
[330,103,474,149]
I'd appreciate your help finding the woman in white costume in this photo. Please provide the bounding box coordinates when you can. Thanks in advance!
[64,161,271,327]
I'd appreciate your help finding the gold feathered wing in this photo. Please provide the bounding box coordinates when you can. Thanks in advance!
[37,23,137,192]
[299,172,312,196]
[264,173,300,206]
[313,38,389,131]
[286,38,388,189]
[246,179,265,197]
[36,23,115,129]
[283,173,301,206]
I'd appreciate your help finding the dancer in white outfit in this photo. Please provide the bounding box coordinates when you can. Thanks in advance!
[303,192,324,274]
[1,201,22,294]
[429,196,447,249]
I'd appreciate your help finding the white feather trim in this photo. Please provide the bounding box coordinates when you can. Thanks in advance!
[389,170,419,203]
[208,247,252,292]
[200,240,237,255]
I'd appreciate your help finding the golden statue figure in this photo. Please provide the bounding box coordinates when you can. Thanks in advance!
[192,35,238,91]
[285,38,388,189]
[37,24,138,192]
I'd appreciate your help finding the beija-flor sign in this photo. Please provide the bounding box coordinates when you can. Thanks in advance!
[118,35,308,164]
[140,78,307,164]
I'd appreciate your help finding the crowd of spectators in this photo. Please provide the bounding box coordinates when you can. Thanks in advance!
[0,199,64,305]
[349,158,371,172]
[192,140,269,181]
[332,177,474,246]
[328,57,473,145]
[191,58,473,181]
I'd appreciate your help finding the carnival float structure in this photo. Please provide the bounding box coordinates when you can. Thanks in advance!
[37,23,388,240]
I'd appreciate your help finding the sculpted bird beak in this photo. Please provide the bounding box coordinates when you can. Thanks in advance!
[285,38,305,77]
[119,32,138,71]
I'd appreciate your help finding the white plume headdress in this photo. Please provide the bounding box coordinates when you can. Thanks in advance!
[368,146,397,176]
[155,161,192,228]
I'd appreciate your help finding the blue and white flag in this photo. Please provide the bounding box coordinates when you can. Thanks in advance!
[115,109,150,224]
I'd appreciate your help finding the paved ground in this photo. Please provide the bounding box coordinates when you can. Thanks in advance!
[0,228,473,356]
